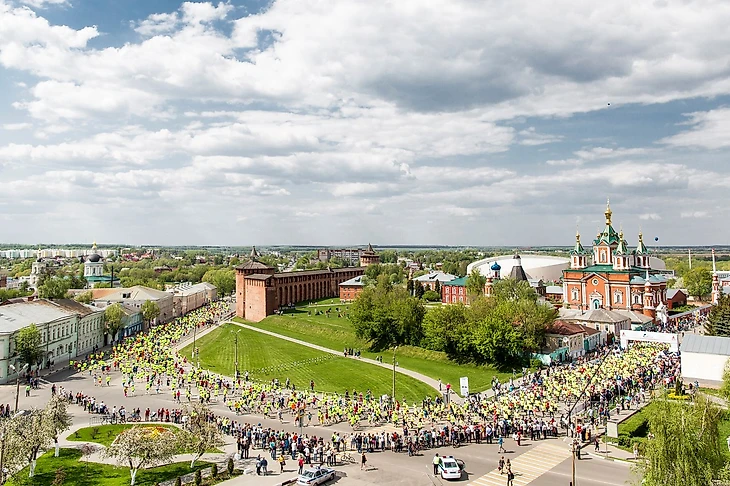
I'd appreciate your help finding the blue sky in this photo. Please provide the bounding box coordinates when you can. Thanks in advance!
[1,0,730,247]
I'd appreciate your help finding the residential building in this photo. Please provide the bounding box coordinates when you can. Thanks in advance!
[317,248,364,266]
[0,299,104,383]
[169,282,217,317]
[565,307,632,339]
[412,271,456,291]
[441,276,469,304]
[91,286,174,327]
[666,289,688,310]
[544,321,587,360]
[339,275,365,301]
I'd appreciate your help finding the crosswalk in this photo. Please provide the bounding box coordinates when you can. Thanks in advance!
[468,441,572,486]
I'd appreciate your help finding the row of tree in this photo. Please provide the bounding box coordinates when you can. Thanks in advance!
[351,276,556,367]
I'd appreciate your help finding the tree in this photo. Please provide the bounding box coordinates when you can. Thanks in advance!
[472,315,524,365]
[11,409,52,478]
[684,267,712,300]
[465,268,486,298]
[45,395,72,458]
[202,269,235,296]
[406,279,414,295]
[434,279,441,294]
[141,300,161,328]
[706,293,730,336]
[637,395,725,486]
[414,281,425,299]
[0,416,31,484]
[422,290,441,302]
[15,324,43,370]
[351,280,425,351]
[37,276,71,299]
[179,403,224,468]
[74,291,93,304]
[105,426,179,486]
[104,303,126,343]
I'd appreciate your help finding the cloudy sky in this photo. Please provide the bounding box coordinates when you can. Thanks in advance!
[1,0,729,247]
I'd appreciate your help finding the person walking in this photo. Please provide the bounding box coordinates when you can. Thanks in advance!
[298,456,304,474]
[360,451,367,470]
[433,453,441,476]
[278,454,285,473]
[498,456,505,474]
[498,435,505,453]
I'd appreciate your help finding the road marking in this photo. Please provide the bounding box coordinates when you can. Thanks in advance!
[468,442,572,486]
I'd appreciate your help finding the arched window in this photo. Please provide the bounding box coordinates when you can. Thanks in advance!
[614,291,623,304]
[633,294,641,305]
[571,288,579,301]
[592,299,601,309]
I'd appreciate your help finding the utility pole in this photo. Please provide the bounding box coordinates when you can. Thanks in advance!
[571,438,576,486]
[231,330,241,380]
[392,346,398,407]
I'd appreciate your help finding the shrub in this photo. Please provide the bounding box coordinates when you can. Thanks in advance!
[194,469,202,486]
[211,463,218,478]
[530,358,543,369]
[51,467,66,486]
[227,458,234,475]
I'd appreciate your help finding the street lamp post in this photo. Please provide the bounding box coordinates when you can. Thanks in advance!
[9,364,28,414]
[231,330,241,380]
[392,346,398,407]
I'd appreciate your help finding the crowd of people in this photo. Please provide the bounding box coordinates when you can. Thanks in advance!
[52,298,685,475]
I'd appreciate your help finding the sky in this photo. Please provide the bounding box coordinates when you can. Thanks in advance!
[1,0,730,247]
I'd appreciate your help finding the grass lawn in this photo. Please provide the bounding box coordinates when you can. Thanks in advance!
[7,448,209,486]
[236,301,515,393]
[67,425,223,454]
[180,323,437,402]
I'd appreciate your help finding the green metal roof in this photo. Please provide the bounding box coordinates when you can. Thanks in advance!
[444,276,468,286]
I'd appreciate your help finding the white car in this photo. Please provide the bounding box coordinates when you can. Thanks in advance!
[440,456,465,480]
[296,467,336,485]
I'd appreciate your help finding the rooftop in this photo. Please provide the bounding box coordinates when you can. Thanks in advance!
[94,285,171,302]
[571,308,631,324]
[681,333,730,356]
[443,276,468,287]
[0,299,77,333]
[413,271,456,283]
[339,276,365,287]
[547,320,587,336]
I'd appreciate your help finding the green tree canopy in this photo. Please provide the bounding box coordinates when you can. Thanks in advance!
[15,323,43,369]
[350,275,425,351]
[637,395,725,486]
[74,290,93,304]
[706,293,730,336]
[37,276,72,299]
[202,268,235,296]
[141,300,161,327]
[465,268,486,298]
[104,303,126,342]
[684,267,713,299]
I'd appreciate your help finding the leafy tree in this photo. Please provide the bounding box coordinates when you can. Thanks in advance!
[75,291,93,304]
[472,315,523,365]
[636,395,724,486]
[422,290,441,302]
[706,293,730,336]
[422,304,474,361]
[684,267,713,300]
[202,268,235,296]
[37,276,71,299]
[434,280,441,294]
[0,287,32,303]
[45,395,72,458]
[229,257,240,266]
[104,426,179,486]
[414,281,425,299]
[11,409,52,478]
[15,324,43,370]
[141,300,161,328]
[104,303,126,343]
[721,362,730,401]
[465,268,486,298]
[406,279,414,295]
[179,403,224,468]
[351,277,425,351]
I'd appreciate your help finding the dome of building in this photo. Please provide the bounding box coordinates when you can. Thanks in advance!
[468,254,570,282]
[86,253,101,263]
[490,262,502,271]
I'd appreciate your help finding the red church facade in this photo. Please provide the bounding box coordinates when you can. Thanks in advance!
[562,202,668,319]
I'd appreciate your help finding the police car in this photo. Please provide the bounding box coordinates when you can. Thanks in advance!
[296,466,336,485]
[439,456,465,480]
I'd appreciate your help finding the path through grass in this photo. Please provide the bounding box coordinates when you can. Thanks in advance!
[238,301,515,393]
[180,323,437,401]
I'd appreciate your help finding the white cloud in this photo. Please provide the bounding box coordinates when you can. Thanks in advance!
[639,213,662,221]
[660,108,730,150]
[518,127,563,146]
[134,13,180,37]
[2,122,31,130]
[680,211,709,219]
[19,0,67,8]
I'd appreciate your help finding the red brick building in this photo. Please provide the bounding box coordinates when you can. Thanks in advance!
[235,247,365,322]
[562,201,668,319]
[339,275,365,301]
[359,243,380,267]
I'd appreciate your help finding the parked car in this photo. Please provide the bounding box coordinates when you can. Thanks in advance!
[296,466,336,485]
